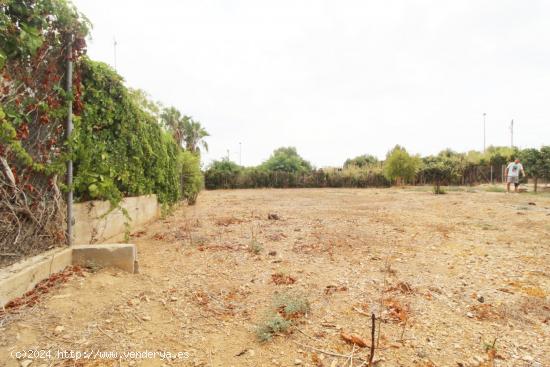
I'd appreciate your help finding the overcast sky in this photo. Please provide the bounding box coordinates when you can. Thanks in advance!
[72,0,550,167]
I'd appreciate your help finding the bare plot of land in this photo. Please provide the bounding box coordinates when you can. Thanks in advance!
[1,188,549,367]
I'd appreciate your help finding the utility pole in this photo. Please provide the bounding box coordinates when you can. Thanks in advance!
[65,35,74,246]
[113,37,117,71]
[510,119,514,148]
[239,142,242,165]
[483,113,486,152]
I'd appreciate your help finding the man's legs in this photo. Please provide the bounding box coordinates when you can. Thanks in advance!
[506,180,511,193]
[514,182,519,193]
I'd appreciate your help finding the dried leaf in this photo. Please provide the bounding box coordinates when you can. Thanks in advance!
[340,332,369,348]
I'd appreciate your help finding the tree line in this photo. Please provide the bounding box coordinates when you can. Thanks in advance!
[204,145,550,193]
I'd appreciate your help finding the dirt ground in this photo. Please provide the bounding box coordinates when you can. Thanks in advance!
[1,188,549,367]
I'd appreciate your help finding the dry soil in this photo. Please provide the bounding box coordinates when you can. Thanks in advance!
[1,188,549,367]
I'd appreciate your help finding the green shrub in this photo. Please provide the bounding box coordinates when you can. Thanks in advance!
[383,145,421,185]
[179,150,203,204]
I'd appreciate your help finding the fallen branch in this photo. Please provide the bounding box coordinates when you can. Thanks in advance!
[293,341,367,362]
[97,325,116,342]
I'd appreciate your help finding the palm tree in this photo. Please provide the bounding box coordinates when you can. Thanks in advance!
[160,107,185,147]
[182,118,209,154]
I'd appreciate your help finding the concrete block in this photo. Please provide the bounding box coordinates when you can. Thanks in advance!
[72,244,137,273]
[0,248,72,307]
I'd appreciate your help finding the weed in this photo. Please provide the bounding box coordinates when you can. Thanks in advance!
[273,290,310,319]
[189,234,208,246]
[255,313,292,342]
[433,186,446,194]
[256,290,310,342]
[485,185,505,193]
[83,259,102,273]
[248,239,263,254]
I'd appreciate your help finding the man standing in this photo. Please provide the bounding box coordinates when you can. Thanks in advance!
[505,158,526,193]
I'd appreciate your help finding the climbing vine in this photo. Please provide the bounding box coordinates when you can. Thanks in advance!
[74,58,187,206]
[0,0,89,267]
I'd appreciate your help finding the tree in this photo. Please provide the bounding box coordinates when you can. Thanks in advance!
[541,146,550,182]
[383,146,420,185]
[519,148,546,192]
[344,154,379,168]
[261,147,312,173]
[422,156,459,194]
[182,117,209,154]
[160,107,185,147]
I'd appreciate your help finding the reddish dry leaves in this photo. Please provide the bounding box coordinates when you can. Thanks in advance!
[271,273,296,285]
[384,298,410,324]
[152,232,166,240]
[324,285,348,295]
[193,291,210,306]
[469,304,502,321]
[197,244,238,252]
[215,216,243,226]
[387,281,414,294]
[0,266,85,316]
[340,332,369,348]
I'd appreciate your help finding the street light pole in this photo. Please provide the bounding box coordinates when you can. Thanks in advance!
[483,112,486,153]
[510,119,514,148]
[239,142,242,165]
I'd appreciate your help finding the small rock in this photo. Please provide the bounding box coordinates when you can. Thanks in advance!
[248,349,255,357]
[528,202,536,206]
[268,213,280,220]
[170,296,178,302]
[53,325,64,335]
[20,360,33,367]
[294,359,303,365]
[141,315,152,321]
[268,251,277,256]
[466,312,474,318]
[522,355,534,362]
[477,295,484,303]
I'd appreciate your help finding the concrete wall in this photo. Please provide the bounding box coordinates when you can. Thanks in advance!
[73,195,160,244]
[0,244,137,307]
[0,248,72,307]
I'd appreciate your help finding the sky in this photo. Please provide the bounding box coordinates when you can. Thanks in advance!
[72,0,550,168]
